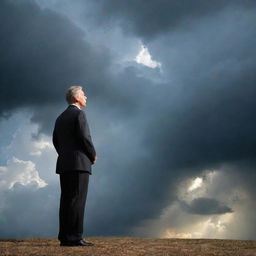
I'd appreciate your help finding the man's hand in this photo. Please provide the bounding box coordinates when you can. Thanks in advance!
[93,156,97,164]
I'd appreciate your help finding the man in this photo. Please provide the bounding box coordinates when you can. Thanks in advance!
[52,85,97,246]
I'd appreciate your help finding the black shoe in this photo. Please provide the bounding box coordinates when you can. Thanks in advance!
[60,239,94,246]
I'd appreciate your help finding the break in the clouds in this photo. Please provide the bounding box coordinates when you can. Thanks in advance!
[135,44,161,69]
[0,0,256,240]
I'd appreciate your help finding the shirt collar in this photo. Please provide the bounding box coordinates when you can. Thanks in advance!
[70,104,81,110]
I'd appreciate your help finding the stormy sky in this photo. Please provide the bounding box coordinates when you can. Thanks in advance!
[0,0,256,240]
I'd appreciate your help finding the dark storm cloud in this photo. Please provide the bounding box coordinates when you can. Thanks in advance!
[1,0,256,239]
[0,0,113,118]
[77,1,256,236]
[86,0,256,40]
[0,0,141,135]
[139,7,256,172]
[179,197,233,215]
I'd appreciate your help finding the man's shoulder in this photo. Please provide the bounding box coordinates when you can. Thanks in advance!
[63,105,82,115]
[56,106,81,122]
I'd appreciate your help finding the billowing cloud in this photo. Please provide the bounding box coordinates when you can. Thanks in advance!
[0,0,112,119]
[0,0,256,240]
[130,167,256,239]
[80,0,256,40]
[179,197,233,215]
[0,157,47,189]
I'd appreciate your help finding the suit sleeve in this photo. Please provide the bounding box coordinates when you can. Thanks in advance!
[77,111,96,163]
[52,124,59,155]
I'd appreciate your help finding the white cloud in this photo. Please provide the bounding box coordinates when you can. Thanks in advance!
[188,177,203,191]
[135,44,161,68]
[0,110,58,185]
[33,140,53,150]
[0,156,47,190]
[30,140,54,156]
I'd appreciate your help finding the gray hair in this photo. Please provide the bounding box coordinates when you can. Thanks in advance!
[65,85,83,104]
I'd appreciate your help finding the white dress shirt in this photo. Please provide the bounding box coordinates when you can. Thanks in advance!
[70,104,81,110]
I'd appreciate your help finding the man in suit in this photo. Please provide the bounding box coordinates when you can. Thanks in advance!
[52,85,97,246]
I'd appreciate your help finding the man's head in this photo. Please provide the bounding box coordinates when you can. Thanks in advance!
[66,85,87,108]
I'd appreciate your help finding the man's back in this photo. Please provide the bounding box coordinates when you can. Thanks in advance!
[53,105,96,174]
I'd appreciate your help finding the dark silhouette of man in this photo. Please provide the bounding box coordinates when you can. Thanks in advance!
[52,85,97,246]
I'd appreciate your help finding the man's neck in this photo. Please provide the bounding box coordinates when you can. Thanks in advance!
[70,103,81,110]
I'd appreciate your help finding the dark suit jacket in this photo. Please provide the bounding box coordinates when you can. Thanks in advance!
[52,105,96,175]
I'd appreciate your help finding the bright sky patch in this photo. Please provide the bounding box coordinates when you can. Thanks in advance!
[188,177,203,191]
[135,44,161,68]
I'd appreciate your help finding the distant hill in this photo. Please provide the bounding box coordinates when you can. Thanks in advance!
[0,237,256,256]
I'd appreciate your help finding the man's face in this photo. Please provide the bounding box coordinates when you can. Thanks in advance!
[75,90,87,108]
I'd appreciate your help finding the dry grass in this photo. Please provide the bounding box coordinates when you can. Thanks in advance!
[0,237,256,256]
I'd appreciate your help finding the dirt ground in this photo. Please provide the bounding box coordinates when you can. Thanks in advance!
[0,237,256,256]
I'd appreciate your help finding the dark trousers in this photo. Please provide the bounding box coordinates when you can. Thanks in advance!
[58,171,90,242]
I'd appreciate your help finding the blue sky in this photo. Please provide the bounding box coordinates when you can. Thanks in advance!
[0,0,256,240]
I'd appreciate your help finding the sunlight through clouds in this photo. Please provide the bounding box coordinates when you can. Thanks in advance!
[164,228,192,238]
[131,169,242,239]
[188,177,203,191]
[135,44,161,68]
